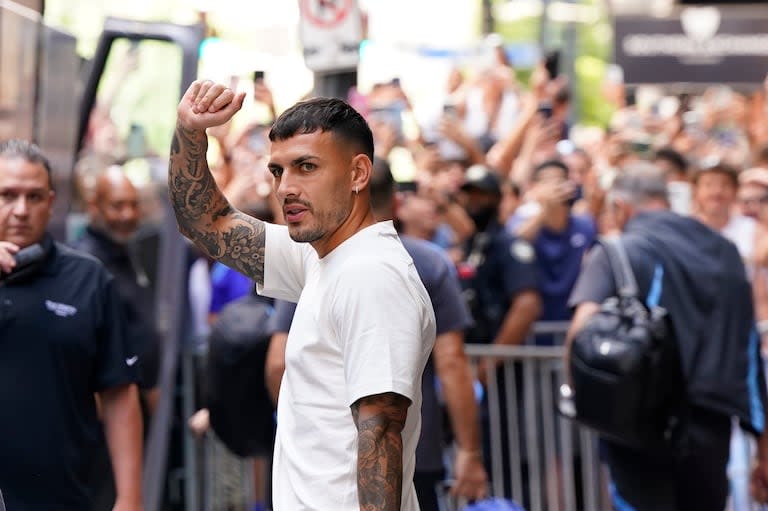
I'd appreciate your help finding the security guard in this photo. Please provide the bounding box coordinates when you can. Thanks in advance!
[458,164,541,353]
[457,164,541,503]
[0,140,143,511]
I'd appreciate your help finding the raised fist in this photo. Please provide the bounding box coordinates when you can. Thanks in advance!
[177,79,246,131]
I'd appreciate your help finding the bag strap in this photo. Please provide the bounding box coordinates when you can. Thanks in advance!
[599,236,639,299]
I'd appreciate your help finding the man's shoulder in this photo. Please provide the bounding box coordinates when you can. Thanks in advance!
[401,236,453,271]
[571,214,597,236]
[491,229,536,266]
[54,241,109,275]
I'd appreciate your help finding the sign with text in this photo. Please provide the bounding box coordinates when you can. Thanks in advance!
[614,8,768,86]
[299,0,362,72]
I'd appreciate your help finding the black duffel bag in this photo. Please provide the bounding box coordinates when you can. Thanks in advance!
[560,237,683,449]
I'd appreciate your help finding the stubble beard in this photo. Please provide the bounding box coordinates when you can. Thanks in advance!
[288,200,351,244]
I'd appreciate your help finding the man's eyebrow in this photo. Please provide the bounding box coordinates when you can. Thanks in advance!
[0,186,47,193]
[291,155,318,167]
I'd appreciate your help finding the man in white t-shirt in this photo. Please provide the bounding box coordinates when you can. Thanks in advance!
[168,80,436,511]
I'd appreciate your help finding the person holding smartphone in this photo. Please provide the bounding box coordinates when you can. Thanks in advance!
[508,159,597,344]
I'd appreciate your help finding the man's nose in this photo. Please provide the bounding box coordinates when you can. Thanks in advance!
[11,196,29,216]
[120,204,139,221]
[275,173,298,199]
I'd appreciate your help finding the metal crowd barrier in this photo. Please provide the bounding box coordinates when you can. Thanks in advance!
[185,320,761,511]
[188,321,609,511]
[459,321,612,511]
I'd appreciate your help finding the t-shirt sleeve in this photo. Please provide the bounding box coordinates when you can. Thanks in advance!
[501,237,539,298]
[567,244,616,308]
[430,254,473,335]
[332,261,433,407]
[256,223,309,303]
[93,273,139,391]
[269,299,298,334]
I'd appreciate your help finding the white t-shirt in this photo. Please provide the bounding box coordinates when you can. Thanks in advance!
[258,221,436,511]
[722,214,757,263]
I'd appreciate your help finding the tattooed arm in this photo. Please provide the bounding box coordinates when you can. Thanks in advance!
[351,392,410,511]
[169,80,267,284]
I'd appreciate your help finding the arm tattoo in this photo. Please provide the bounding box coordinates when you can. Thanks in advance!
[351,392,410,511]
[169,123,266,284]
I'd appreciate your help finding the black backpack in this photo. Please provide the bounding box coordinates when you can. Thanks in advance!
[560,237,683,449]
[206,293,276,457]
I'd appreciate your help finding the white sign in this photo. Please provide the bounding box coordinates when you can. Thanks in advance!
[298,0,362,72]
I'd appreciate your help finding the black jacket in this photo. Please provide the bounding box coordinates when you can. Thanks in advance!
[73,227,158,371]
[624,211,765,433]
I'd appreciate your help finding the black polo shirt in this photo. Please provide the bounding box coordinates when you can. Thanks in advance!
[0,235,138,510]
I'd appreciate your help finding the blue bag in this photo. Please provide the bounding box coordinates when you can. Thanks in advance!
[462,497,526,511]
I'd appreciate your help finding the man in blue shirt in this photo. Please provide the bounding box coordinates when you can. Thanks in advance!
[458,164,541,503]
[508,159,596,344]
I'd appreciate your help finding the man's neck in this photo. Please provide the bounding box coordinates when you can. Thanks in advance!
[696,211,731,231]
[543,207,570,233]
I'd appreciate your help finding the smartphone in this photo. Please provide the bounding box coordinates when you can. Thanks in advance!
[545,50,560,79]
[627,139,652,155]
[252,70,265,82]
[396,181,418,194]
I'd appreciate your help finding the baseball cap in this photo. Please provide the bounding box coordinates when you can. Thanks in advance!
[739,167,768,188]
[461,164,502,195]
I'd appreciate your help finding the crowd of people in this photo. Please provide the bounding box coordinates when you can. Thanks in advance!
[3,33,768,511]
[173,56,768,510]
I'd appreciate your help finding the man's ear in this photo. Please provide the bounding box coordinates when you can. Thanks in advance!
[351,154,372,194]
[612,198,634,230]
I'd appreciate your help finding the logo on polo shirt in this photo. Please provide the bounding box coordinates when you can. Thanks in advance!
[126,356,139,367]
[45,300,77,318]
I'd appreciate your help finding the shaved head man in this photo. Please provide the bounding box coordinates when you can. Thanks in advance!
[88,166,141,244]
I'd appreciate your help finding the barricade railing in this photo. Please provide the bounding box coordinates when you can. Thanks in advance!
[189,320,760,511]
[458,321,612,511]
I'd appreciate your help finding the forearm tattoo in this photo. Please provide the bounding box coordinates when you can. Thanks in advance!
[169,124,266,283]
[352,393,409,511]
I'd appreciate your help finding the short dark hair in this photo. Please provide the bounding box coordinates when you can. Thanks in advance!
[692,158,739,188]
[0,139,53,189]
[269,97,374,162]
[532,158,569,182]
[654,147,687,175]
[369,157,395,213]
